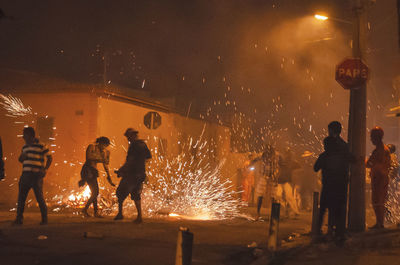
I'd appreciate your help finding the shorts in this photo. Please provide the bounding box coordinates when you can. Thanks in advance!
[371,175,389,206]
[81,163,98,182]
[116,176,144,201]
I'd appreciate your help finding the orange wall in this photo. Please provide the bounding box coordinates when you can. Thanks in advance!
[0,92,246,205]
[0,92,97,203]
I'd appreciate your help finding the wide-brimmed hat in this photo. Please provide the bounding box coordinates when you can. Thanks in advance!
[124,128,138,136]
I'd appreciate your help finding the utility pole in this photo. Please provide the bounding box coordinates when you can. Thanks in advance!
[347,0,369,232]
[103,51,108,87]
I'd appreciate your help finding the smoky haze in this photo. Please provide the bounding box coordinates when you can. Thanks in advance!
[0,0,398,153]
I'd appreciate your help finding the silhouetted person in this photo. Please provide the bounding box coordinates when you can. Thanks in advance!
[366,126,391,229]
[79,137,115,217]
[254,146,278,220]
[328,121,352,237]
[277,147,300,217]
[314,136,350,243]
[114,128,151,223]
[0,137,4,180]
[299,151,318,211]
[14,127,52,225]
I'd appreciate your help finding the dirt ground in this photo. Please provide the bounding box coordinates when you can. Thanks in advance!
[0,208,311,265]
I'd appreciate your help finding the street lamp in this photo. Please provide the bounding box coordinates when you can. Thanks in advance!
[314,14,328,21]
[314,13,353,24]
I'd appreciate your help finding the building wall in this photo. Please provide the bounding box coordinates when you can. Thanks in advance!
[0,91,247,205]
[0,92,98,204]
[97,97,245,192]
[96,97,178,173]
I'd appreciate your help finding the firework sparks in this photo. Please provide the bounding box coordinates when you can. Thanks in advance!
[0,94,32,117]
[385,155,400,224]
[50,131,244,220]
[143,130,244,220]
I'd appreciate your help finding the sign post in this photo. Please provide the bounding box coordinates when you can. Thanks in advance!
[335,1,370,232]
[335,58,369,90]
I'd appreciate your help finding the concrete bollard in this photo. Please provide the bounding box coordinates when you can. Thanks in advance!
[268,202,280,251]
[311,192,320,237]
[175,227,193,265]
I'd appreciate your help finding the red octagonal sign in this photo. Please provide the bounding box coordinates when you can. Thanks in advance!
[335,58,369,89]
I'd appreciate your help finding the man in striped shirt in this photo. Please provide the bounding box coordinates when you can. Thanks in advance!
[14,127,52,225]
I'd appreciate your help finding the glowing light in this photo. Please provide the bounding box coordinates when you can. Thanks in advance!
[169,213,180,217]
[314,14,328,21]
[67,186,91,207]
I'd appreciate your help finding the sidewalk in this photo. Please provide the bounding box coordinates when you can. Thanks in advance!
[251,226,400,265]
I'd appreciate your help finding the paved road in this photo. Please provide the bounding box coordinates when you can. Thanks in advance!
[0,209,311,265]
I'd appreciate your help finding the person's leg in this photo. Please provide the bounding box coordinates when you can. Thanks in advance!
[132,180,144,223]
[133,199,142,223]
[283,182,300,215]
[15,176,31,224]
[318,189,328,234]
[115,178,129,220]
[83,179,98,216]
[256,196,263,219]
[334,202,346,240]
[32,176,48,224]
[327,208,334,236]
[371,178,388,228]
[371,179,380,228]
[91,179,100,217]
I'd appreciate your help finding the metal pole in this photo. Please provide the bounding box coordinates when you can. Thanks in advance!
[347,0,368,232]
[175,227,193,265]
[268,202,280,251]
[311,192,320,236]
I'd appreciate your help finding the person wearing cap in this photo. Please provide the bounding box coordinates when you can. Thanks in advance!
[114,128,152,223]
[79,136,115,217]
[366,126,391,229]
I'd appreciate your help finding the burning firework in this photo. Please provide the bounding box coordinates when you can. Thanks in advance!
[385,154,400,224]
[0,93,32,117]
[143,129,244,220]
[52,128,244,220]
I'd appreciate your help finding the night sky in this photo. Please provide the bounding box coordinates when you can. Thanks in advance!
[0,0,398,151]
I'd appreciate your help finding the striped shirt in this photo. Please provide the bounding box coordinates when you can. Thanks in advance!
[21,141,50,172]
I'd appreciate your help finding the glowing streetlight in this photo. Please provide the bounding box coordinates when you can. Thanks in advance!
[314,13,352,24]
[314,14,328,21]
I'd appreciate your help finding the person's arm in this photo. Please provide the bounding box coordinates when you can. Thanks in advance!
[144,142,152,160]
[18,147,27,163]
[41,144,52,176]
[45,154,53,170]
[366,150,377,168]
[102,150,115,186]
[314,153,324,172]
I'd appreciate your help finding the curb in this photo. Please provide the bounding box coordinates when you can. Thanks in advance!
[249,228,400,265]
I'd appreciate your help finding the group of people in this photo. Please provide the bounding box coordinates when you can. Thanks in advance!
[10,126,151,225]
[240,120,396,244]
[0,120,397,235]
[241,145,302,220]
[314,121,394,244]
